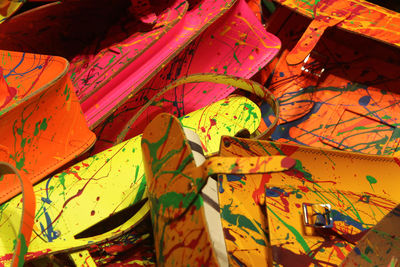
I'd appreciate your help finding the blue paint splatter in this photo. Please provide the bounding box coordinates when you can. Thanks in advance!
[358,96,371,106]
[331,209,368,231]
[39,207,60,242]
[227,174,245,182]
[265,187,285,197]
[218,175,224,193]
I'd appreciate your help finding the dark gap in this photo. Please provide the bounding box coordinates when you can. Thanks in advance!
[74,198,148,239]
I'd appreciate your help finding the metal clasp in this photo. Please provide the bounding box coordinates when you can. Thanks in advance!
[301,52,326,79]
[303,203,333,228]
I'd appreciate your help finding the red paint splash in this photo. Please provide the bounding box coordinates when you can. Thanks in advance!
[394,157,400,167]
[281,157,296,169]
[280,144,299,156]
[0,67,17,109]
[252,173,272,204]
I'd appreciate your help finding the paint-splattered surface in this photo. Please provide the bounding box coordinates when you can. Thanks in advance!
[0,51,66,113]
[265,186,395,266]
[0,0,240,128]
[262,7,400,156]
[342,204,400,266]
[219,136,399,265]
[78,0,237,127]
[86,216,156,266]
[0,50,95,203]
[142,114,219,266]
[69,1,187,102]
[273,0,400,49]
[142,112,294,266]
[0,94,260,265]
[90,0,280,153]
[0,0,190,128]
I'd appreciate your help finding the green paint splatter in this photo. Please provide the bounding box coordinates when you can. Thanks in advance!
[267,206,311,254]
[20,138,26,148]
[16,155,25,170]
[360,252,372,263]
[108,55,116,66]
[34,121,40,136]
[143,117,193,179]
[132,176,147,204]
[253,238,266,246]
[133,165,140,183]
[40,118,48,130]
[17,233,28,267]
[63,84,70,101]
[58,172,67,190]
[158,191,203,214]
[366,175,377,191]
[243,103,259,122]
[70,72,76,81]
[293,160,315,184]
[220,204,259,234]
[16,127,23,135]
[366,175,377,184]
[223,65,228,75]
[233,51,240,64]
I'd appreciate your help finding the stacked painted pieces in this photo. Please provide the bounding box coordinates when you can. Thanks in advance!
[255,0,400,265]
[0,0,399,266]
[140,0,400,267]
[0,0,280,146]
[261,0,400,156]
[0,0,285,266]
[0,49,96,266]
[142,112,400,266]
[90,0,282,152]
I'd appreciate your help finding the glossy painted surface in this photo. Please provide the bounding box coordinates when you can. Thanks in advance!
[142,114,220,266]
[0,94,260,265]
[341,204,400,266]
[0,163,35,267]
[219,136,400,265]
[80,0,238,127]
[0,0,188,128]
[85,217,155,266]
[90,0,281,154]
[142,113,292,266]
[0,50,95,203]
[273,0,400,49]
[262,8,400,156]
[69,1,188,102]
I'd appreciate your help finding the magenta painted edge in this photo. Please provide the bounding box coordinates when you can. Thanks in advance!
[82,0,237,127]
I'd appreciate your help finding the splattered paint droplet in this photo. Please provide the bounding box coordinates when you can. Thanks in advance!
[281,157,296,169]
[359,96,371,106]
[366,175,377,191]
[366,175,377,184]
